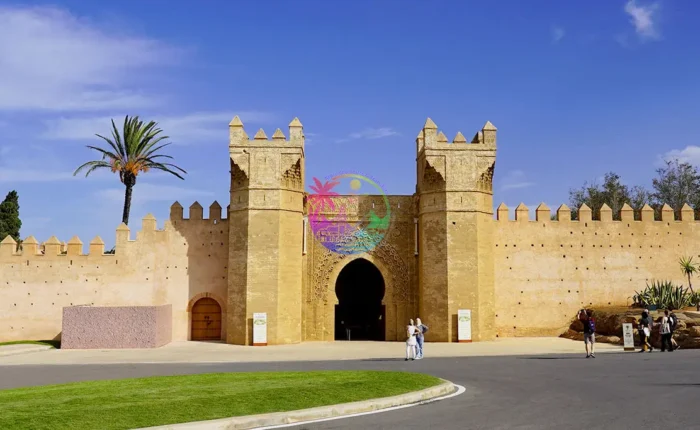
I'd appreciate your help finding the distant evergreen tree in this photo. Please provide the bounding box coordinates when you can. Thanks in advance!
[0,190,22,242]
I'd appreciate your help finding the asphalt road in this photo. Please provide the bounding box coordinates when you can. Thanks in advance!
[1,350,699,430]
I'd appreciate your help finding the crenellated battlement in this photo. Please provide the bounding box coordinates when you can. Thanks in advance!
[228,116,304,148]
[416,118,496,154]
[0,233,114,259]
[0,208,222,260]
[169,200,229,223]
[496,202,695,223]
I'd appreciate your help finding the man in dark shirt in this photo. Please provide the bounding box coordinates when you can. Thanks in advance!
[580,309,596,358]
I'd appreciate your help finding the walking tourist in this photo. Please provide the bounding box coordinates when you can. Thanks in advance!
[415,317,429,359]
[669,310,680,350]
[660,310,673,352]
[405,320,417,361]
[579,309,596,358]
[638,310,653,352]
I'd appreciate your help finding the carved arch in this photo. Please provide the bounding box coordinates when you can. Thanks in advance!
[324,254,393,305]
[477,161,495,192]
[187,292,227,312]
[312,242,411,305]
[281,157,302,190]
[230,158,249,191]
[421,160,446,192]
[187,292,227,341]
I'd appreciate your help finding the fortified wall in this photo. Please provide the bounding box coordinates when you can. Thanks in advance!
[494,202,700,337]
[3,115,700,346]
[0,203,230,342]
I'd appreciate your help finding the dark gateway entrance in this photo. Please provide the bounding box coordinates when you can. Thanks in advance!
[335,259,386,341]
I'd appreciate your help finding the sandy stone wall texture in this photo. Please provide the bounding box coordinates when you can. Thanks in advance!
[61,304,172,349]
[494,203,700,337]
[0,206,228,343]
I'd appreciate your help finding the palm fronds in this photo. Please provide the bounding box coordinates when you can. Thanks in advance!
[74,115,186,225]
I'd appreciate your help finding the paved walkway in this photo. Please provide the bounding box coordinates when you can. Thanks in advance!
[0,344,53,358]
[0,337,621,365]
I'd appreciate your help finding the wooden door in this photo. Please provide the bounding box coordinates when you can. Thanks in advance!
[191,297,222,341]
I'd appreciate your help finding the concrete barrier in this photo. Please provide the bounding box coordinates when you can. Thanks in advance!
[61,304,172,349]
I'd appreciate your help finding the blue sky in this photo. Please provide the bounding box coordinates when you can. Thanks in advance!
[1,0,699,248]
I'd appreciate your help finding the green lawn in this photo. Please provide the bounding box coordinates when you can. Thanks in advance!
[0,370,442,430]
[0,340,60,349]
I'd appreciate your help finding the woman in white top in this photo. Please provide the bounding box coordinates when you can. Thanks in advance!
[660,310,673,352]
[406,319,418,361]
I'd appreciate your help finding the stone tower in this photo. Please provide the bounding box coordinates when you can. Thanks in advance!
[416,118,497,342]
[227,117,305,345]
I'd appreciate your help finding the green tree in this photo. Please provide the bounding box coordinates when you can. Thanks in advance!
[568,172,650,220]
[651,159,700,220]
[74,115,187,226]
[0,190,22,243]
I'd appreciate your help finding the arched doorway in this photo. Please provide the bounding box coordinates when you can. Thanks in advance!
[191,297,222,341]
[335,258,386,341]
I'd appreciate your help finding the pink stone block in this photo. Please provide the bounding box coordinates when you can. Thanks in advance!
[61,305,172,349]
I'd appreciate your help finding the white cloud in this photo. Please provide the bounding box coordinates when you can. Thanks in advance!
[349,128,398,139]
[551,26,565,43]
[659,146,700,166]
[42,111,277,143]
[304,132,318,145]
[624,0,660,40]
[500,170,535,191]
[98,183,215,205]
[0,5,182,111]
[336,127,398,143]
[0,169,75,183]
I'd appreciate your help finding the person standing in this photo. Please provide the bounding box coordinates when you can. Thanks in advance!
[415,318,429,359]
[405,320,417,361]
[660,310,673,352]
[580,309,596,358]
[638,310,653,352]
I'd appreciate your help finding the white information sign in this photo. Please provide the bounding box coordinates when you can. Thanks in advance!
[458,309,472,342]
[622,323,635,351]
[253,312,267,346]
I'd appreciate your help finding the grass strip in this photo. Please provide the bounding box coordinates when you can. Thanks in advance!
[0,370,442,430]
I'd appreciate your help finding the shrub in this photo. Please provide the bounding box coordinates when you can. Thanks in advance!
[632,280,692,310]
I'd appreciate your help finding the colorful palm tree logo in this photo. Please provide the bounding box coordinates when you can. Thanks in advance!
[308,173,391,255]
[307,177,340,222]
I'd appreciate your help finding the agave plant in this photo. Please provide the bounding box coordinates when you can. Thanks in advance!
[633,280,692,310]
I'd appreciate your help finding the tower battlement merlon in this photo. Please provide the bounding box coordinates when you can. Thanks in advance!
[169,201,228,223]
[417,118,497,154]
[228,116,304,149]
[495,202,696,223]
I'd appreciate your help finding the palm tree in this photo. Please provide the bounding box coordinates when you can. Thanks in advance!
[679,256,698,310]
[74,115,186,225]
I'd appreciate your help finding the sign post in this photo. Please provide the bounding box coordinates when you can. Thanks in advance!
[253,312,267,346]
[458,309,472,343]
[622,323,635,351]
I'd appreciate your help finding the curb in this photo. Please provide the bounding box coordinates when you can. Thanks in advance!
[0,345,53,358]
[139,380,457,429]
